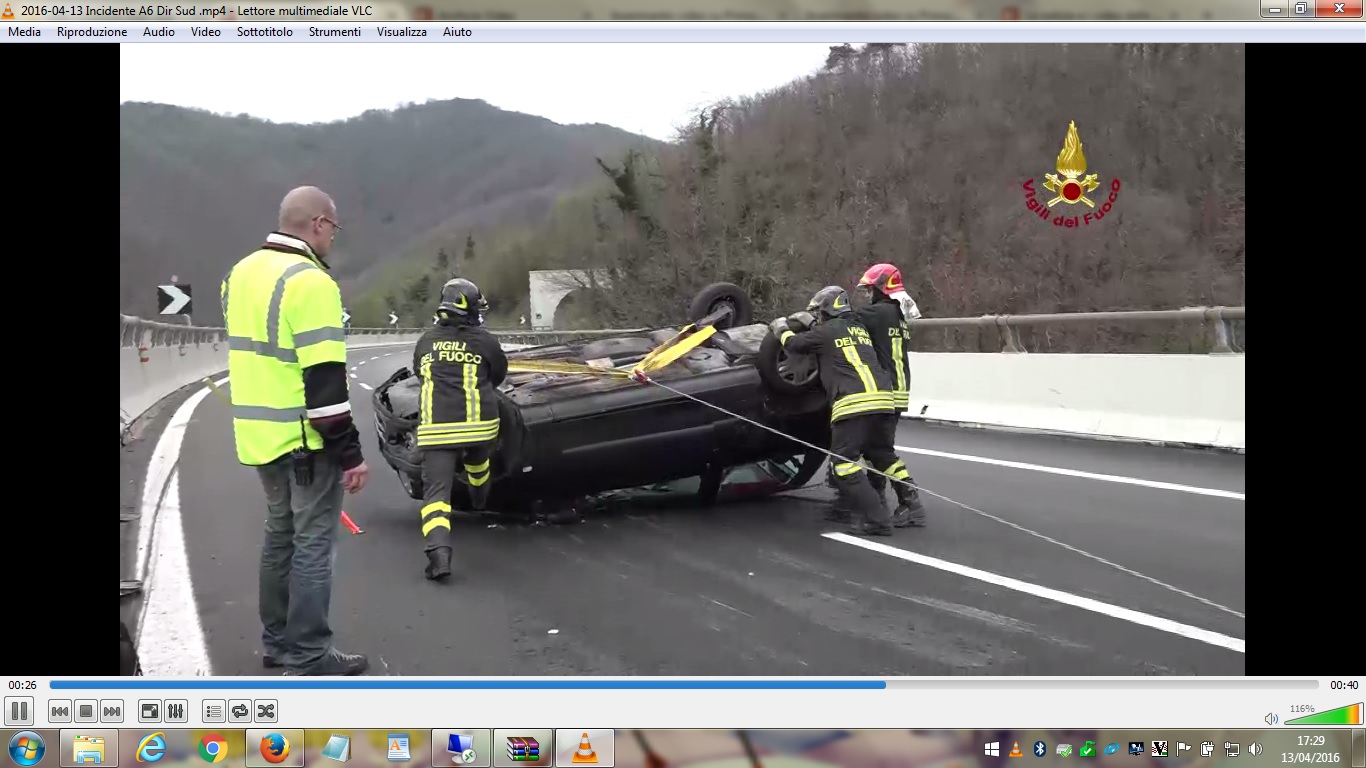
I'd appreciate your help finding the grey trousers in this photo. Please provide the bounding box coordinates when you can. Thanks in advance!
[419,443,494,552]
[255,451,342,673]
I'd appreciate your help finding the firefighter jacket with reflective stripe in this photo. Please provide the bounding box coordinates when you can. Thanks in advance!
[853,299,913,410]
[779,315,895,423]
[222,233,360,467]
[411,321,509,448]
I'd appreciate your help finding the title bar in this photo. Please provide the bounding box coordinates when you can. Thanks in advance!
[2,19,1363,39]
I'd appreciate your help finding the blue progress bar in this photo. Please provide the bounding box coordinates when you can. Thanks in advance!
[53,680,886,690]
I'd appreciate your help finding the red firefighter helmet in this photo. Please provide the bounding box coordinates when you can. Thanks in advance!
[858,263,904,296]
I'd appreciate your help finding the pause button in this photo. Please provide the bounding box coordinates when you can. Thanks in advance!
[4,696,34,726]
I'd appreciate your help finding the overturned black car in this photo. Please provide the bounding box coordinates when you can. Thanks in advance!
[371,283,834,514]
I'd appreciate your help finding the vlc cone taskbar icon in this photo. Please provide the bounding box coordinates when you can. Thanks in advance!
[200,734,228,763]
[261,733,290,764]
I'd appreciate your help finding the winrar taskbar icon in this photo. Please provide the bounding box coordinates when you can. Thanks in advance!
[492,730,551,768]
[506,738,539,762]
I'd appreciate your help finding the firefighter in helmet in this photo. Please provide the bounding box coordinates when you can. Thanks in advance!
[770,286,915,535]
[411,278,508,580]
[852,262,927,526]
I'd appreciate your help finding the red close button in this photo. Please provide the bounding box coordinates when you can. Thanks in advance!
[1316,0,1362,16]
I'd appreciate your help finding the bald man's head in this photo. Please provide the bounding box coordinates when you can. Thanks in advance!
[277,186,340,257]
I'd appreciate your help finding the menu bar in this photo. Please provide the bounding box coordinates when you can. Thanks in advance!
[0,0,1363,20]
[2,19,1362,39]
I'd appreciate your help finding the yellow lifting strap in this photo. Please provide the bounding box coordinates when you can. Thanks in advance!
[634,323,716,373]
[505,359,634,377]
[503,323,718,380]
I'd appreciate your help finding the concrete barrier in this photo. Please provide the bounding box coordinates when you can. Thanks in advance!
[903,352,1245,450]
[119,334,425,431]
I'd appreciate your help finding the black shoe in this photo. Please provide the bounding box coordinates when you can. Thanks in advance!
[424,546,453,581]
[894,502,927,527]
[823,508,853,523]
[845,520,893,537]
[262,655,283,669]
[284,648,368,676]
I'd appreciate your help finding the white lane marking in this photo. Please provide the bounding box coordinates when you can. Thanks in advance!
[358,359,367,366]
[369,356,380,361]
[136,381,219,675]
[359,382,374,391]
[140,469,213,676]
[896,444,1244,501]
[349,373,358,379]
[822,533,1245,654]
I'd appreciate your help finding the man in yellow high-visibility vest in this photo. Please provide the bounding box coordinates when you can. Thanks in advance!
[221,185,370,676]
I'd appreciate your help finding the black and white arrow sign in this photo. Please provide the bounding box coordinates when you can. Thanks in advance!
[157,284,193,315]
[341,309,351,326]
[388,312,399,326]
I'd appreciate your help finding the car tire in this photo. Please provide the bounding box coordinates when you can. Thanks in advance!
[757,329,822,397]
[579,337,656,361]
[688,282,754,329]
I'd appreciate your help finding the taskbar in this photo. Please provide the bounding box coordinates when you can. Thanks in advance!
[0,728,1362,768]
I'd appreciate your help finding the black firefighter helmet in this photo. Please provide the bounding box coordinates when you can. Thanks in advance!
[806,285,854,318]
[437,278,489,321]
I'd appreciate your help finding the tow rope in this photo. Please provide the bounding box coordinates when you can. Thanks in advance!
[624,368,1244,619]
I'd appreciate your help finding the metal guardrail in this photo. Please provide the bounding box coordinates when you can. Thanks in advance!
[120,307,1244,352]
[908,306,1246,353]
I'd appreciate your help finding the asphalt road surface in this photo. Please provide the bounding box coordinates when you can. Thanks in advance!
[131,342,1245,676]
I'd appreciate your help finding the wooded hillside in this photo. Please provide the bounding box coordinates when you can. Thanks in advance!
[119,99,655,325]
[388,43,1244,351]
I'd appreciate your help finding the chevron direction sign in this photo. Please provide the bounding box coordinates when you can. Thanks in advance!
[157,284,193,316]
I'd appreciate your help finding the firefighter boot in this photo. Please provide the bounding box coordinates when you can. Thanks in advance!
[424,546,453,581]
[423,524,454,581]
[890,479,927,528]
[834,473,892,537]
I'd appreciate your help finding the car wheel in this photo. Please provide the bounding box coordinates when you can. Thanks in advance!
[688,282,754,330]
[757,330,822,397]
[398,469,425,500]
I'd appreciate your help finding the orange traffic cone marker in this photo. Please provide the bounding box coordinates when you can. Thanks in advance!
[1009,742,1024,758]
[570,734,597,763]
[1,4,13,19]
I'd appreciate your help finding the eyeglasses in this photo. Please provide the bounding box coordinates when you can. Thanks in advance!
[316,216,343,236]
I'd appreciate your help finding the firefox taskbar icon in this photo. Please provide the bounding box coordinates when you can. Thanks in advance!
[248,730,302,768]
